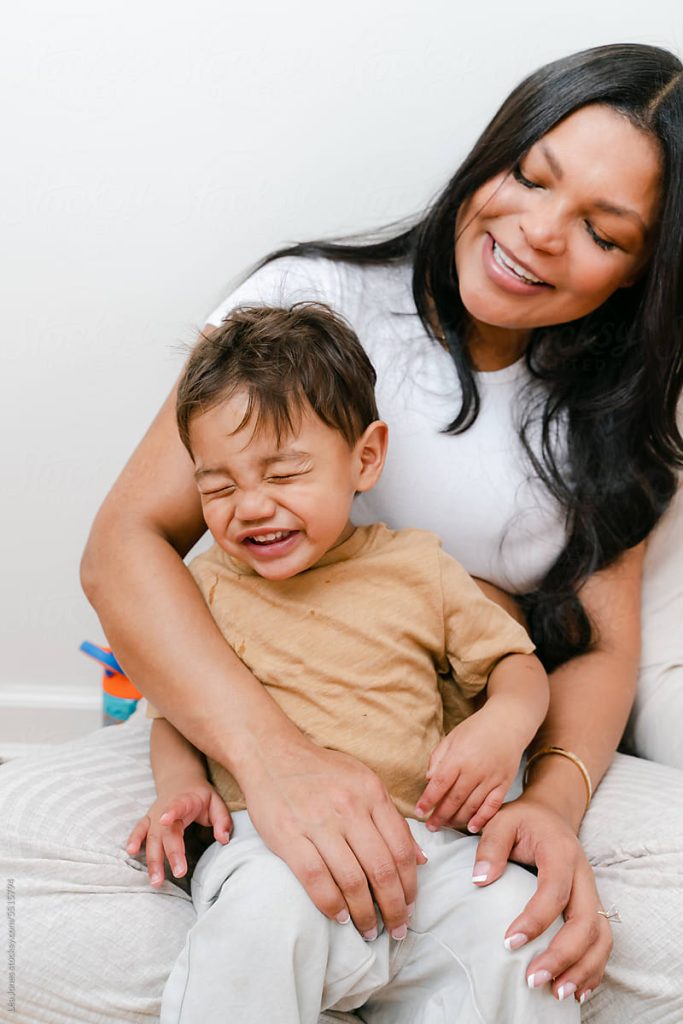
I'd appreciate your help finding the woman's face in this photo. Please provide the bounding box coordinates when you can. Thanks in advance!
[455,104,661,333]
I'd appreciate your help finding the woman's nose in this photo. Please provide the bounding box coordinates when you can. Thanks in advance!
[519,202,567,256]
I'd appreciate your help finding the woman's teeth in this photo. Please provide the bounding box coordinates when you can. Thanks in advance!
[492,241,546,285]
[247,531,292,544]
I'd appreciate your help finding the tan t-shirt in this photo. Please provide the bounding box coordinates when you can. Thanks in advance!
[149,524,534,818]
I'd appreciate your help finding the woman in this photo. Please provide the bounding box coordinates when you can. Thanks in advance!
[81,43,683,1016]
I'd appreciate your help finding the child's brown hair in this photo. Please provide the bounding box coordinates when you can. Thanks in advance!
[176,303,379,454]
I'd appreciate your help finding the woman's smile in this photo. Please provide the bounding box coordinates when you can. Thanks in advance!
[484,233,553,293]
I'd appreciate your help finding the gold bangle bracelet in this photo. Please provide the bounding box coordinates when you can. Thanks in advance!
[523,746,593,816]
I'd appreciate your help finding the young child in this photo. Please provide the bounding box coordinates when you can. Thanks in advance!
[128,303,575,1023]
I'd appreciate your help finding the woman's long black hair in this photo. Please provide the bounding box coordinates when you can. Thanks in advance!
[259,44,683,670]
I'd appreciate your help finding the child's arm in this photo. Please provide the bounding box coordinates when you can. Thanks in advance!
[417,652,549,833]
[126,717,232,886]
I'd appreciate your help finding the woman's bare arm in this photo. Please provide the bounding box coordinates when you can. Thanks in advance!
[523,541,644,828]
[471,545,643,828]
[469,544,644,1003]
[81,370,421,936]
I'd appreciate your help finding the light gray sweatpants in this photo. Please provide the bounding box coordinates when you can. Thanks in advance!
[161,812,579,1024]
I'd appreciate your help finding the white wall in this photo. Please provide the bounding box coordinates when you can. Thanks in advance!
[2,0,681,744]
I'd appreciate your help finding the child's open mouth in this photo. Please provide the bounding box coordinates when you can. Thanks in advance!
[242,530,300,555]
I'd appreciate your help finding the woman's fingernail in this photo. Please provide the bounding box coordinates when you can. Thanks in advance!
[335,910,351,924]
[558,982,577,1001]
[390,924,408,940]
[527,970,553,989]
[362,927,378,942]
[419,849,429,862]
[579,989,593,1005]
[407,902,415,919]
[504,932,528,951]
[171,859,184,877]
[150,871,163,886]
[472,860,491,883]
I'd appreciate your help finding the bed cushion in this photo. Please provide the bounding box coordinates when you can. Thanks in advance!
[3,713,683,1023]
[0,716,194,1023]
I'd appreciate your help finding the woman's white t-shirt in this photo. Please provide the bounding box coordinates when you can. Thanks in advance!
[206,255,567,594]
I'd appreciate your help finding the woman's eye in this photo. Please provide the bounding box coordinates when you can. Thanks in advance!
[513,161,541,189]
[585,221,618,252]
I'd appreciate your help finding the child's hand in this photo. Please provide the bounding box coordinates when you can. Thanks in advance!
[415,707,524,834]
[126,782,232,887]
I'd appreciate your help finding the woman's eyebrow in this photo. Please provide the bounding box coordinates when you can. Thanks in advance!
[540,142,647,233]
[540,142,564,180]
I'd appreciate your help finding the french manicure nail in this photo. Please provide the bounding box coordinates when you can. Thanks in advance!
[504,932,528,951]
[527,970,553,989]
[579,989,593,1005]
[335,910,351,924]
[419,849,429,861]
[472,860,491,883]
[362,927,378,942]
[407,902,415,919]
[557,983,577,1001]
[390,924,407,940]
[150,872,163,886]
[171,859,184,876]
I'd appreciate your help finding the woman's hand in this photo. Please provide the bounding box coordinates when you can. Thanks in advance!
[240,740,427,940]
[127,782,232,887]
[470,795,612,1005]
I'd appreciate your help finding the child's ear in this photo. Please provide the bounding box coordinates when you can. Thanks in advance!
[354,421,388,493]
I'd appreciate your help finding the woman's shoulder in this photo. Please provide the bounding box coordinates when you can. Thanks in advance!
[204,253,414,330]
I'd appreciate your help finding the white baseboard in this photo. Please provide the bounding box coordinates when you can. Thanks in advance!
[0,685,101,758]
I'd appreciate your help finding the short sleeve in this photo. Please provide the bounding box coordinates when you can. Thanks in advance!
[205,255,341,327]
[438,548,535,696]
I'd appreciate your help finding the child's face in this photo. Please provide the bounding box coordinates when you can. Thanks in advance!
[190,391,384,581]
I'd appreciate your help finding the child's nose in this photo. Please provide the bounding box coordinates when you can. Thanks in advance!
[235,488,277,521]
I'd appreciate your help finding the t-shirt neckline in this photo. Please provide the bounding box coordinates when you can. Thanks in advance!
[473,357,527,385]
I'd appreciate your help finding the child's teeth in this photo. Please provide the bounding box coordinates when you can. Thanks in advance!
[250,531,289,544]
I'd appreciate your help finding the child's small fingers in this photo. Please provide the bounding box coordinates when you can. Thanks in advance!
[415,765,462,819]
[466,786,506,834]
[163,836,188,878]
[126,816,150,854]
[159,794,198,826]
[145,835,166,887]
[208,794,233,843]
[158,816,191,878]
